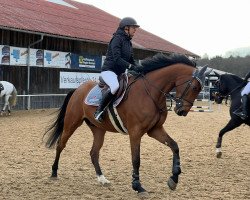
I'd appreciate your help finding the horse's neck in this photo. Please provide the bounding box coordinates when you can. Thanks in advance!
[225,79,243,95]
[148,65,191,92]
[225,80,243,107]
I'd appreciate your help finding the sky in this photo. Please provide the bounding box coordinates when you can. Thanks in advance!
[74,0,250,57]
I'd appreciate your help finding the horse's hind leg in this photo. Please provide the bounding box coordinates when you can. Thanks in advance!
[216,119,242,158]
[147,126,181,190]
[51,116,83,178]
[129,133,148,195]
[87,124,110,185]
[51,130,77,178]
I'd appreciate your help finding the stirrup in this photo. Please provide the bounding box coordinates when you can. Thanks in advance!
[94,110,104,122]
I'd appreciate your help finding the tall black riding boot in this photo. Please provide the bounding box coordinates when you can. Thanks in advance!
[94,90,114,122]
[234,94,248,120]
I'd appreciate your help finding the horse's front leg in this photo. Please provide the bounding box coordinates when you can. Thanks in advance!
[216,119,242,158]
[88,126,110,185]
[148,126,181,190]
[1,95,9,115]
[129,134,148,196]
[1,106,7,115]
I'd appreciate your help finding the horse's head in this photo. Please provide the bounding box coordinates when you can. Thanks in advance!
[213,73,243,105]
[174,65,210,116]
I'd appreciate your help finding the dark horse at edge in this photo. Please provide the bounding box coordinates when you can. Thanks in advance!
[213,73,250,158]
[44,53,209,196]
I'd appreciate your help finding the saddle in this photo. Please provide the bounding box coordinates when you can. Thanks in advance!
[85,73,131,134]
[85,73,129,107]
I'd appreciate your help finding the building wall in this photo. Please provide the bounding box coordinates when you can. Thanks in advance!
[0,29,158,109]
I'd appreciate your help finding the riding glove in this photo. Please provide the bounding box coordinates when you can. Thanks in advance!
[128,64,144,73]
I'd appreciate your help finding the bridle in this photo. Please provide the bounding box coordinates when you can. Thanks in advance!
[215,78,244,99]
[140,71,203,112]
[173,77,201,108]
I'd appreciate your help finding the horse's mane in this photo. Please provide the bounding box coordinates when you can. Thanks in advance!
[140,53,196,74]
[221,74,244,85]
[220,74,247,94]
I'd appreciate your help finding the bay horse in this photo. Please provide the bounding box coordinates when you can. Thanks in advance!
[213,73,250,158]
[0,81,17,116]
[44,53,209,196]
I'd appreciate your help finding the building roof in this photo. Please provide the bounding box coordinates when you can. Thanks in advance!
[0,0,199,57]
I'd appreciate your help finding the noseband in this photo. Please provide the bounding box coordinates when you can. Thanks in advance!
[174,77,199,108]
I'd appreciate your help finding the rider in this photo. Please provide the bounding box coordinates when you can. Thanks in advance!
[234,71,250,120]
[94,17,143,122]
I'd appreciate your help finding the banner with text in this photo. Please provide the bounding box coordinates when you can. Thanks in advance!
[10,46,28,66]
[0,45,10,65]
[44,50,71,68]
[71,53,102,71]
[29,49,44,67]
[59,71,100,89]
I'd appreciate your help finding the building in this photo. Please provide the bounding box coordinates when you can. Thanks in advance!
[0,0,199,109]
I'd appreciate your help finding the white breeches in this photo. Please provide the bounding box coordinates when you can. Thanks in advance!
[101,71,119,95]
[241,82,250,96]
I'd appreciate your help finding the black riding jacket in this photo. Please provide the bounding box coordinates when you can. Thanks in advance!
[102,28,136,75]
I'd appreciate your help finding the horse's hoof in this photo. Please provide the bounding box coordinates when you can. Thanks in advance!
[216,152,222,158]
[137,191,149,199]
[167,177,177,190]
[216,148,222,158]
[49,176,58,180]
[101,182,111,187]
[97,175,111,186]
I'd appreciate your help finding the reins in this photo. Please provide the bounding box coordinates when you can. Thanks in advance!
[141,74,168,113]
[139,74,196,112]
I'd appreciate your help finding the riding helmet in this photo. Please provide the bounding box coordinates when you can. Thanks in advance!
[119,17,140,29]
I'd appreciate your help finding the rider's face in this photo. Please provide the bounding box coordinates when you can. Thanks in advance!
[125,26,138,38]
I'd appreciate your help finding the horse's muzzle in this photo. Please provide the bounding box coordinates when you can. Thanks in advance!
[214,97,223,104]
[174,106,188,116]
[174,99,188,116]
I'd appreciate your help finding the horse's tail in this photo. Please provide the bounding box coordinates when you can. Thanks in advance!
[44,89,76,148]
[9,86,17,107]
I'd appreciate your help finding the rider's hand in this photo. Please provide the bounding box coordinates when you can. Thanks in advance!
[128,64,144,73]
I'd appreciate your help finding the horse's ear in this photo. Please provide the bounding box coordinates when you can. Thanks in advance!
[195,65,208,87]
[205,68,213,76]
[198,65,208,76]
